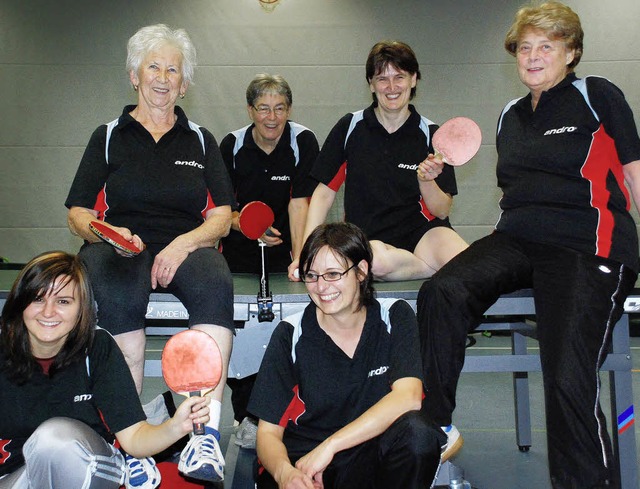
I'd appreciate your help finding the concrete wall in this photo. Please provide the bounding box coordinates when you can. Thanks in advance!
[1,0,639,262]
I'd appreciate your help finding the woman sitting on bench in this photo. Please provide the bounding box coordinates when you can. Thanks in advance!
[249,222,445,489]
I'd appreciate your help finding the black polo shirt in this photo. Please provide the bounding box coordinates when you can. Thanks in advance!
[219,121,319,273]
[311,104,457,245]
[65,105,234,246]
[496,74,640,271]
[0,329,145,477]
[248,299,423,460]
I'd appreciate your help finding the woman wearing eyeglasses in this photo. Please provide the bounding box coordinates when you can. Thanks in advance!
[219,73,319,275]
[219,73,320,449]
[248,222,445,489]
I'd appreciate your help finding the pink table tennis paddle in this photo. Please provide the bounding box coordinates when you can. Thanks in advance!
[161,330,223,435]
[432,117,482,166]
[238,201,275,240]
[89,220,141,256]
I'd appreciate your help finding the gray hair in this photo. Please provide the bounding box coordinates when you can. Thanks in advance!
[126,24,197,84]
[245,73,293,107]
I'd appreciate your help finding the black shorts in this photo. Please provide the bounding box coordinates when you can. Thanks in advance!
[79,242,234,335]
[372,218,453,253]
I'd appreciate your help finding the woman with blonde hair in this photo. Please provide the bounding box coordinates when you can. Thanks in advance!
[418,3,640,487]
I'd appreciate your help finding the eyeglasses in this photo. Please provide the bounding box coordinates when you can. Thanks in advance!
[301,264,356,283]
[252,104,288,117]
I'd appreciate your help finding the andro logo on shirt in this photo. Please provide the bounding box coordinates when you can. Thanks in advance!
[368,365,389,377]
[397,163,419,170]
[544,126,577,136]
[271,175,291,181]
[175,160,204,169]
[74,394,93,402]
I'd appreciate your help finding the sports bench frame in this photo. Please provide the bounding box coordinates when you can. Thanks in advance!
[0,271,637,487]
[142,274,638,488]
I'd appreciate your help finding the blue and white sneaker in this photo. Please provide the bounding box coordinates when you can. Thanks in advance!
[124,455,161,489]
[178,427,225,482]
[441,425,464,461]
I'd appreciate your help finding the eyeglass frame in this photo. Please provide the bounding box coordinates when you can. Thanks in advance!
[300,264,357,283]
[251,104,289,117]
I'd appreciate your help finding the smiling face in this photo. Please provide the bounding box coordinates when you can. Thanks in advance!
[23,276,80,358]
[248,92,290,148]
[304,246,367,321]
[130,43,188,112]
[516,27,575,101]
[369,64,417,114]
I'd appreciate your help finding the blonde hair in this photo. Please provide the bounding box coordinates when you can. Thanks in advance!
[504,1,583,71]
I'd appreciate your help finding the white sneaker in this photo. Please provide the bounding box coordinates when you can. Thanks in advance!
[441,425,464,461]
[178,432,225,483]
[124,455,161,489]
[233,417,258,449]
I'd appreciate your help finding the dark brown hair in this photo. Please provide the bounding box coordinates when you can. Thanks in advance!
[1,251,96,384]
[299,222,375,310]
[366,40,421,104]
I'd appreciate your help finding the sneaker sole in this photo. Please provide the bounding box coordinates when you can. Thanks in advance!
[442,434,464,462]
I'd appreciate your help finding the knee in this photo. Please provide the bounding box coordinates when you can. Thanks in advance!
[423,268,467,299]
[25,418,91,459]
[390,411,446,458]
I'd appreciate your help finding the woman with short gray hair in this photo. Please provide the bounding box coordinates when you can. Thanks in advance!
[65,23,234,488]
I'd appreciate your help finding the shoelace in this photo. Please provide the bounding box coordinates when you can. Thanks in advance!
[186,435,220,467]
[126,457,150,485]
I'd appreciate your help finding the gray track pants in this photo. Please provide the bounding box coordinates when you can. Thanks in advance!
[0,418,124,489]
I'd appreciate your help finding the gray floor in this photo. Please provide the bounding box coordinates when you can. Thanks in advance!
[140,332,640,489]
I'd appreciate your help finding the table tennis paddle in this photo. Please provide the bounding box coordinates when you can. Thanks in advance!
[238,201,275,240]
[161,329,223,435]
[432,117,482,166]
[89,220,142,256]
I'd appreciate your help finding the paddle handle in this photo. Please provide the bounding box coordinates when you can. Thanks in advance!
[190,391,205,435]
[433,150,449,165]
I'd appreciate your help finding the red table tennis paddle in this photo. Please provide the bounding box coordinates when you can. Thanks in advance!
[238,201,275,240]
[89,220,142,256]
[161,330,223,435]
[432,117,482,166]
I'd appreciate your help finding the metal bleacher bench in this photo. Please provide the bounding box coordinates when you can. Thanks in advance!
[0,270,637,488]
[138,273,639,489]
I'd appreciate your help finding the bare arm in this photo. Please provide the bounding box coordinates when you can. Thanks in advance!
[115,396,210,459]
[288,184,336,280]
[256,420,317,489]
[288,197,310,261]
[623,160,640,211]
[151,204,232,288]
[417,156,453,219]
[67,206,144,253]
[295,377,423,481]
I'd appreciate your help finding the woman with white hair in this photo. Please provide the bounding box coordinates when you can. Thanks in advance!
[65,24,234,488]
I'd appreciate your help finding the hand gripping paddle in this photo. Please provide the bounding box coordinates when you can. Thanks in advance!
[89,220,142,256]
[161,330,223,435]
[237,201,276,322]
[237,201,275,240]
[432,117,482,166]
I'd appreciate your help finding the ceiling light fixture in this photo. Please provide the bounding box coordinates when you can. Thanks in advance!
[258,0,280,13]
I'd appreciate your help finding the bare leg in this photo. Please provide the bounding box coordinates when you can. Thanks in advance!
[371,227,468,281]
[114,329,147,395]
[191,324,233,429]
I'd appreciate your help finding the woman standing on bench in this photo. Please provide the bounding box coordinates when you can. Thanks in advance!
[0,251,210,488]
[418,2,640,488]
[65,24,234,487]
[249,222,445,489]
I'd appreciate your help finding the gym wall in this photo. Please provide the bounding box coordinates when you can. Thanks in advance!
[1,0,639,262]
